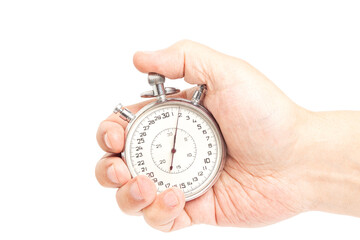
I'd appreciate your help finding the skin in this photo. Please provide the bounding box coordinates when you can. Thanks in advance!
[95,40,360,232]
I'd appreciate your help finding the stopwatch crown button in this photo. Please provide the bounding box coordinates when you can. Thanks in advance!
[148,73,165,85]
[148,73,166,102]
[113,103,124,113]
[142,73,179,101]
[113,103,135,122]
[191,84,207,105]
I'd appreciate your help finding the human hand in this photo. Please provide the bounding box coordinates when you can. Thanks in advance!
[95,40,360,231]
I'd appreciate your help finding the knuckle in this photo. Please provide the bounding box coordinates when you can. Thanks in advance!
[95,169,108,187]
[144,213,162,228]
[115,188,130,212]
[95,163,108,187]
[94,155,114,186]
[143,208,173,230]
[157,227,172,233]
[175,39,194,50]
[145,217,174,232]
[96,121,106,140]
[98,120,109,131]
[115,186,144,216]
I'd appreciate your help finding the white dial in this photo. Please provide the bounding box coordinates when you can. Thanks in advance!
[124,100,225,201]
[151,127,196,174]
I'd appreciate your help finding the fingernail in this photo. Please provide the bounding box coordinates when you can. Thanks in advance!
[130,180,144,201]
[104,133,112,149]
[163,190,179,207]
[107,165,120,184]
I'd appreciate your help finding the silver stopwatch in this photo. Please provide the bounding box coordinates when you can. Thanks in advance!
[114,73,226,201]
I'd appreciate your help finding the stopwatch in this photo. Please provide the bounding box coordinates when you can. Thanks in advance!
[114,73,226,201]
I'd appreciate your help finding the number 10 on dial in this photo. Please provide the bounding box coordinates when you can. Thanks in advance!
[114,73,226,201]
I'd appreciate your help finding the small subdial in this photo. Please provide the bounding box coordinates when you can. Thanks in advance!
[151,128,196,174]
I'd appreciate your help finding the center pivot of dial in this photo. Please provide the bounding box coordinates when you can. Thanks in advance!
[150,128,197,174]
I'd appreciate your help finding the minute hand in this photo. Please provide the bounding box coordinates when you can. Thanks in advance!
[170,107,180,171]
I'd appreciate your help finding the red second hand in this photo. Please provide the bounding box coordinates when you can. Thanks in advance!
[170,107,180,171]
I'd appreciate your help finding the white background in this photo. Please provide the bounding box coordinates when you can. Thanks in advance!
[0,0,359,239]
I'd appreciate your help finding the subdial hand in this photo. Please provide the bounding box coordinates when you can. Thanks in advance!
[170,107,180,171]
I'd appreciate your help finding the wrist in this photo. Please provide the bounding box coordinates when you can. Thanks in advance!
[296,111,360,216]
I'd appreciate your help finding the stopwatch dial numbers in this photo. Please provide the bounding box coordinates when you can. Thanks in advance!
[151,128,196,174]
[128,105,219,196]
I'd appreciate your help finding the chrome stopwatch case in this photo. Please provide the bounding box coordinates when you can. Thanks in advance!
[114,73,226,201]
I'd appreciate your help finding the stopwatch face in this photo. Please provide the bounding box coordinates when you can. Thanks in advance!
[124,100,225,201]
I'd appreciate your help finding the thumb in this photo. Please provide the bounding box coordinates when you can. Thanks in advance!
[133,40,251,91]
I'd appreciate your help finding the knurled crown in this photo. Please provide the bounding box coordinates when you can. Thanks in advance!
[113,103,124,113]
[148,72,165,85]
[113,103,135,122]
